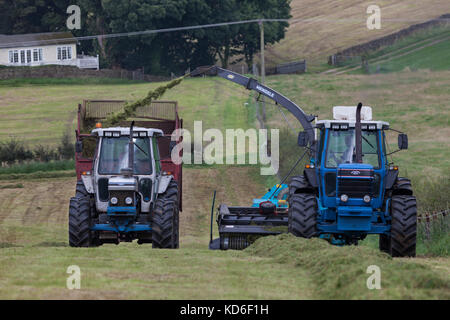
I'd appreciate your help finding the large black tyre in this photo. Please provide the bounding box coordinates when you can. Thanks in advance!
[152,180,179,249]
[152,199,178,248]
[389,195,417,257]
[288,193,317,238]
[69,196,98,247]
[289,175,313,197]
[75,180,89,198]
[161,180,179,205]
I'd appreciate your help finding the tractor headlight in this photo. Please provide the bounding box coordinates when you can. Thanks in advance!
[363,195,371,203]
[340,194,348,202]
[125,197,133,205]
[110,197,118,205]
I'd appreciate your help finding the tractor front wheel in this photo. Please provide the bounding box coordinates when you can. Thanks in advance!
[389,195,417,257]
[288,193,317,238]
[69,196,98,247]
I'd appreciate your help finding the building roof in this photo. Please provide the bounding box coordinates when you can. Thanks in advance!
[0,32,77,49]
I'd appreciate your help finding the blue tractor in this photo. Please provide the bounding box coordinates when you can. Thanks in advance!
[205,67,416,257]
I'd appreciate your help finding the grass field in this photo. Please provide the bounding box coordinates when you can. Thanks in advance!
[263,0,450,70]
[362,37,450,73]
[0,69,449,299]
[322,25,450,74]
[1,174,448,299]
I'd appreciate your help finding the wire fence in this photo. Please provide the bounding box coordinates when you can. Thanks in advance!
[417,209,448,223]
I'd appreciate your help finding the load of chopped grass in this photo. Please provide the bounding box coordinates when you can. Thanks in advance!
[103,76,186,127]
[246,234,450,299]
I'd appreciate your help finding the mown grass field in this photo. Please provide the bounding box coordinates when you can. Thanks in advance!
[0,175,448,299]
[0,71,449,299]
[363,37,450,73]
[263,0,449,70]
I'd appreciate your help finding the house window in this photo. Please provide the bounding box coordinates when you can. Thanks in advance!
[13,50,18,63]
[9,49,39,64]
[57,46,72,60]
[20,50,25,63]
[33,48,43,62]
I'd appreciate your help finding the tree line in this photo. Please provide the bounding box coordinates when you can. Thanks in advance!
[0,0,291,74]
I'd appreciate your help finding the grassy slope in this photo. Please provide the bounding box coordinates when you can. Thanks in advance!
[263,0,449,70]
[363,37,450,73]
[0,77,256,146]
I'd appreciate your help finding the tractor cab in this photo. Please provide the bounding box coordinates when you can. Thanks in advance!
[71,124,180,247]
[315,108,389,210]
[87,126,164,217]
[313,106,392,240]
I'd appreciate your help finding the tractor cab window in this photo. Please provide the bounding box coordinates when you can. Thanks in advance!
[98,136,152,175]
[325,128,380,168]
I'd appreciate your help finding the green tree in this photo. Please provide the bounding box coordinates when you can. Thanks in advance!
[0,0,291,74]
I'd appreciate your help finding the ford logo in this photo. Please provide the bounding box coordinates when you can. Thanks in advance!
[351,170,360,175]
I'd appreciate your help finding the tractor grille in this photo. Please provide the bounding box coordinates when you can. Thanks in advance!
[109,190,134,207]
[337,168,373,198]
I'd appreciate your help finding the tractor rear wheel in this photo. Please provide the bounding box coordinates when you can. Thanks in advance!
[288,193,317,238]
[389,195,417,257]
[69,196,98,247]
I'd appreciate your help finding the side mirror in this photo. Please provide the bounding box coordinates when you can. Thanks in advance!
[298,131,308,147]
[75,140,83,153]
[398,133,408,150]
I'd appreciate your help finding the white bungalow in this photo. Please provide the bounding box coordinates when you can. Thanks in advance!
[0,31,98,69]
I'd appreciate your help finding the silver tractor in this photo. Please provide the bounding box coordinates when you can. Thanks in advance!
[69,122,179,248]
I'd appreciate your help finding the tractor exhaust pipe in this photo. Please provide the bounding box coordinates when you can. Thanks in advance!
[121,121,135,176]
[128,121,135,172]
[355,103,363,163]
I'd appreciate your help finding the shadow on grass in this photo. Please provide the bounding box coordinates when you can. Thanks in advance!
[32,241,68,248]
[0,243,23,249]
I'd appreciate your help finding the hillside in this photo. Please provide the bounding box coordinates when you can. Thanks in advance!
[264,0,449,70]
